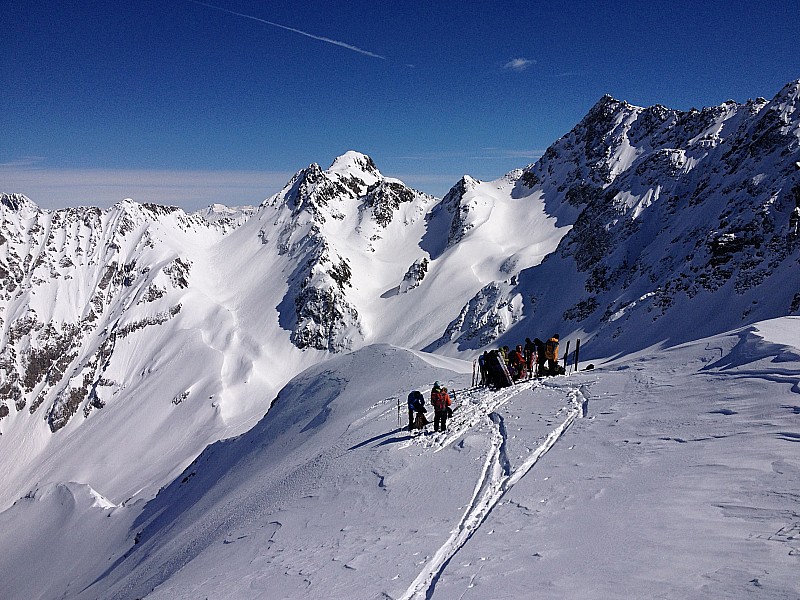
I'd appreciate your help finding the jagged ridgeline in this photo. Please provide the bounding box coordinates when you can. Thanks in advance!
[261,151,436,352]
[2,79,800,438]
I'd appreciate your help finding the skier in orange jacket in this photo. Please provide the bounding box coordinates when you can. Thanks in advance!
[544,334,560,376]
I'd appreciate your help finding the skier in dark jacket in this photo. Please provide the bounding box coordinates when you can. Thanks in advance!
[524,338,536,378]
[407,390,426,431]
[478,352,489,386]
[489,350,512,388]
[484,351,495,387]
[534,338,547,377]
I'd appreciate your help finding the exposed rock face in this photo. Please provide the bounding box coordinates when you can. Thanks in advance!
[0,197,219,433]
[429,281,523,351]
[264,152,432,352]
[364,180,416,228]
[399,258,429,294]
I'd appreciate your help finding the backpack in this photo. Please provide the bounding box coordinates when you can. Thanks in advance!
[431,389,449,411]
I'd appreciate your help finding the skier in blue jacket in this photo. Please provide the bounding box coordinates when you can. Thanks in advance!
[407,390,426,431]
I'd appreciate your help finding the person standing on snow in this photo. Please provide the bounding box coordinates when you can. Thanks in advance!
[478,352,488,386]
[431,382,452,432]
[489,350,512,388]
[545,334,560,376]
[407,390,426,431]
[534,338,547,377]
[524,338,536,378]
[510,345,527,380]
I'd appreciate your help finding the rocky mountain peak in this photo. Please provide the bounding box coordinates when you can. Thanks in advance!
[583,94,635,127]
[441,175,480,208]
[327,151,381,185]
[772,78,800,104]
[266,153,382,219]
[756,78,800,132]
[0,193,38,216]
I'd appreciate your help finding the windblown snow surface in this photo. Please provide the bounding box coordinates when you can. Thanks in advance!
[1,319,798,599]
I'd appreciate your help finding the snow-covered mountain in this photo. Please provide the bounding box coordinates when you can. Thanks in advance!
[446,79,800,354]
[1,80,799,599]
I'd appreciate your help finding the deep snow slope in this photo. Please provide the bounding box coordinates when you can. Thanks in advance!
[2,318,797,599]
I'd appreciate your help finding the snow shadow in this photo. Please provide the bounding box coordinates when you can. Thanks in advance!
[348,427,410,450]
[419,202,454,260]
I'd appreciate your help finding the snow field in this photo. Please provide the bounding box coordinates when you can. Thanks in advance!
[430,324,800,599]
[1,319,799,599]
[399,380,584,600]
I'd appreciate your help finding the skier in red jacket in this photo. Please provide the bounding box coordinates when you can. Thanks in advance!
[430,382,452,432]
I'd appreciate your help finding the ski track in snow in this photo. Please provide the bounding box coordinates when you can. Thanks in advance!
[399,379,586,600]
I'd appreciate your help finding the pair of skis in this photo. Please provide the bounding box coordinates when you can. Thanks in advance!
[563,338,581,375]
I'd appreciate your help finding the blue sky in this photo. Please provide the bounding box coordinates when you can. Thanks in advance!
[3,0,799,211]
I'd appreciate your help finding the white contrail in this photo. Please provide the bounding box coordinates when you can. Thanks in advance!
[189,0,387,60]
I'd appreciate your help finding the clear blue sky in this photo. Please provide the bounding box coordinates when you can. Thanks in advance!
[3,0,799,210]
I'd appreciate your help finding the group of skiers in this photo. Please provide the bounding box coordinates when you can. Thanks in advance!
[478,335,562,388]
[405,335,563,433]
[407,382,452,432]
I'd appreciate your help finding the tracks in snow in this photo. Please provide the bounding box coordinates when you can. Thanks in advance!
[399,381,587,600]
